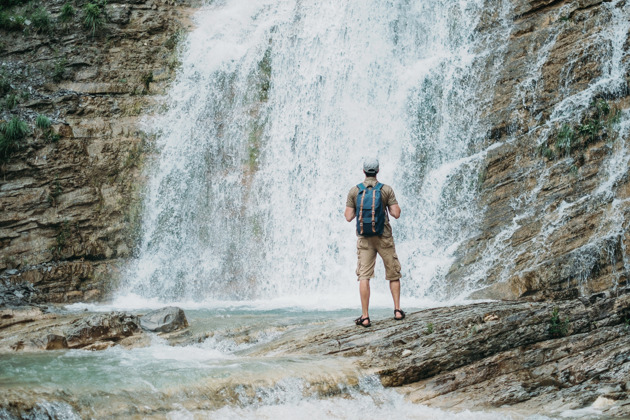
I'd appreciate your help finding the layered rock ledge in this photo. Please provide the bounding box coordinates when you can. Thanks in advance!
[2,290,628,417]
[258,288,630,417]
[0,0,198,303]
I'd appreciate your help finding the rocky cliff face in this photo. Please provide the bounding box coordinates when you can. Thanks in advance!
[448,0,630,301]
[0,0,196,302]
[0,0,628,305]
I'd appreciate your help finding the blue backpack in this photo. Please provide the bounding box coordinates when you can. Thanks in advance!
[356,183,385,236]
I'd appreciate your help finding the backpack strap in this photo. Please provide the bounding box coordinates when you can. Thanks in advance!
[357,184,367,235]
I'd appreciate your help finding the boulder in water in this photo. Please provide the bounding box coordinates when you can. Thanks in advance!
[140,307,188,333]
[41,334,68,350]
[65,312,141,349]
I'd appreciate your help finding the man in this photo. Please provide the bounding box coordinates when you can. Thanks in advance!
[345,158,404,327]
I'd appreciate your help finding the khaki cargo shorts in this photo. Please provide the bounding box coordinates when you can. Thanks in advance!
[356,235,402,281]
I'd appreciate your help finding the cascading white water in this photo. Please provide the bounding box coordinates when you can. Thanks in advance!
[457,0,630,293]
[122,0,510,303]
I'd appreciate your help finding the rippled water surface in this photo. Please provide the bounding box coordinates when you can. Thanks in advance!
[0,306,563,420]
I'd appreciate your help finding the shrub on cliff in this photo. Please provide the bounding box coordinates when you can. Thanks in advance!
[30,6,51,34]
[83,1,106,37]
[548,307,569,338]
[538,98,621,164]
[0,117,29,161]
[0,10,25,31]
[59,3,75,24]
[52,58,68,83]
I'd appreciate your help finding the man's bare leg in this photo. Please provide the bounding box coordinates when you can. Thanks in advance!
[390,279,403,319]
[359,279,370,324]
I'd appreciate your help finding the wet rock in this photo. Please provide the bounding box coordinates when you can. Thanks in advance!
[0,281,38,307]
[263,288,630,416]
[140,306,188,333]
[34,334,68,350]
[118,333,152,349]
[445,0,630,300]
[107,4,132,24]
[0,0,198,303]
[82,341,116,351]
[65,312,141,349]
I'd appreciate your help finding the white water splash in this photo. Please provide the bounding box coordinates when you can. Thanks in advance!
[459,0,630,294]
[121,0,510,303]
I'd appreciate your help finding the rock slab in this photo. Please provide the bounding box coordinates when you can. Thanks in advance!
[65,312,141,349]
[140,307,188,333]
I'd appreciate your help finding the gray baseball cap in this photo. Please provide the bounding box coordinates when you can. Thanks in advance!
[363,157,379,174]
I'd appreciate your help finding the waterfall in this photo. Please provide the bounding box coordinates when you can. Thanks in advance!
[121,0,510,303]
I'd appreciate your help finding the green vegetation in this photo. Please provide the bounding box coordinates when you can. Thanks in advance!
[0,117,29,161]
[36,114,51,129]
[4,93,16,109]
[36,114,60,143]
[141,72,153,92]
[83,1,106,37]
[59,3,75,24]
[51,219,70,257]
[0,10,25,31]
[124,143,142,168]
[52,58,68,83]
[30,6,51,33]
[258,48,272,101]
[555,124,574,157]
[0,73,10,96]
[425,322,434,335]
[47,174,62,206]
[539,98,622,164]
[548,307,570,338]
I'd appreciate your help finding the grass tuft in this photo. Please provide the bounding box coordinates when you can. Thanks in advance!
[548,307,570,338]
[0,10,25,31]
[539,98,622,165]
[52,58,68,83]
[36,114,51,130]
[59,3,75,24]
[83,1,106,37]
[0,117,29,161]
[30,6,51,33]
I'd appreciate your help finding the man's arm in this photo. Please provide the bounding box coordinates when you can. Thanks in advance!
[345,207,356,222]
[388,204,401,219]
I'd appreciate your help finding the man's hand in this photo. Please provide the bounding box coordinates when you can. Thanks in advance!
[345,207,356,222]
[389,204,401,219]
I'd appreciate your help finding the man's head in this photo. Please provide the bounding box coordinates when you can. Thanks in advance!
[363,157,379,177]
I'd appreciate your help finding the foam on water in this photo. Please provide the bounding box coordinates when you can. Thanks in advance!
[167,376,553,420]
[65,292,481,313]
